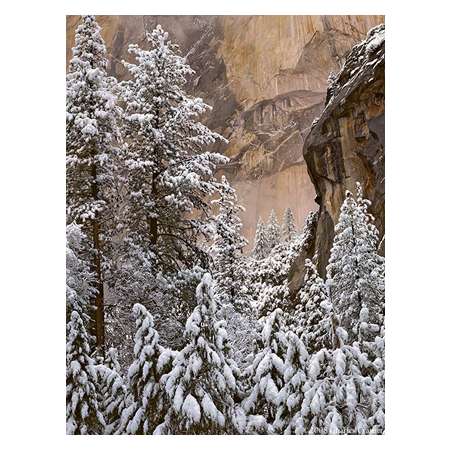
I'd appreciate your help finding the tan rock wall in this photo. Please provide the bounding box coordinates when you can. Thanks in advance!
[233,163,317,248]
[218,15,383,105]
[66,15,384,242]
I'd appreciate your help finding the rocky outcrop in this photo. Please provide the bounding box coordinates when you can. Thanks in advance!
[66,15,384,241]
[288,24,385,295]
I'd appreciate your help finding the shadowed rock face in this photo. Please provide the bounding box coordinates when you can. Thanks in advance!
[66,15,384,242]
[288,24,385,296]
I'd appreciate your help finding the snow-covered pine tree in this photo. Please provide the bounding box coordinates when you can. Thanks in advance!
[282,207,297,242]
[211,176,248,309]
[251,211,319,319]
[273,330,308,434]
[220,305,259,370]
[366,322,385,433]
[96,348,127,434]
[241,323,264,388]
[157,273,238,434]
[252,216,269,260]
[296,328,377,434]
[117,304,175,435]
[256,277,290,321]
[66,310,105,434]
[66,223,97,325]
[326,183,385,341]
[293,259,335,354]
[211,185,254,363]
[242,308,287,433]
[119,25,228,302]
[66,15,122,352]
[219,309,248,434]
[266,209,281,250]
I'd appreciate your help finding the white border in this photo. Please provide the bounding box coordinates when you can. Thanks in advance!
[2,0,449,448]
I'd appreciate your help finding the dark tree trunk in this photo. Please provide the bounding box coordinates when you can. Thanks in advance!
[90,157,105,355]
[149,175,158,245]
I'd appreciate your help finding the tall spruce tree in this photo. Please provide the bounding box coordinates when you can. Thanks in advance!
[252,216,269,260]
[274,330,308,434]
[211,176,248,308]
[296,328,378,434]
[266,209,281,250]
[252,212,319,319]
[157,273,238,434]
[66,310,105,434]
[96,348,127,434]
[117,304,175,435]
[66,15,122,352]
[326,184,385,341]
[119,25,227,303]
[242,308,287,433]
[293,259,335,353]
[282,207,297,242]
[66,223,97,325]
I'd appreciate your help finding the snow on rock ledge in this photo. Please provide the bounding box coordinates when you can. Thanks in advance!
[289,24,385,295]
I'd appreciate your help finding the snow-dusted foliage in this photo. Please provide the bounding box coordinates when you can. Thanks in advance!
[96,348,127,434]
[220,305,259,369]
[119,25,227,284]
[157,274,239,434]
[103,23,235,363]
[282,207,297,242]
[66,223,96,322]
[66,310,105,434]
[252,216,270,260]
[266,209,281,250]
[295,329,381,434]
[366,323,385,433]
[209,177,254,365]
[250,212,318,318]
[293,259,335,353]
[242,309,287,432]
[211,176,249,309]
[117,304,175,435]
[273,330,308,434]
[250,237,303,317]
[327,184,385,341]
[66,15,121,226]
[66,15,122,351]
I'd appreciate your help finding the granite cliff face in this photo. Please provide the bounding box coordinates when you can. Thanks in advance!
[66,15,384,241]
[288,24,385,296]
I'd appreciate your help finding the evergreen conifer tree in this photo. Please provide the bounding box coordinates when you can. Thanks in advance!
[327,184,385,341]
[66,223,97,324]
[66,311,105,434]
[66,15,122,351]
[282,207,297,242]
[252,212,319,319]
[119,25,227,300]
[157,273,238,434]
[242,308,287,433]
[96,348,127,434]
[252,216,269,260]
[293,259,334,353]
[266,209,281,250]
[117,304,175,434]
[273,330,308,434]
[296,328,376,434]
[211,176,248,309]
